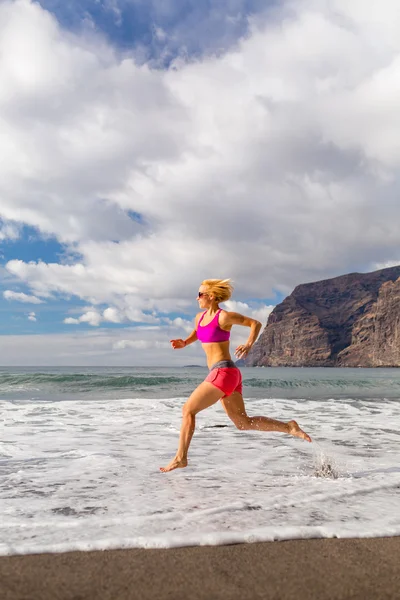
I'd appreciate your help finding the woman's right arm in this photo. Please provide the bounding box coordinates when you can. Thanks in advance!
[184,328,198,347]
[170,314,201,349]
[170,329,197,349]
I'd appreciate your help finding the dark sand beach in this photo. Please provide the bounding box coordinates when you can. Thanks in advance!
[1,537,400,600]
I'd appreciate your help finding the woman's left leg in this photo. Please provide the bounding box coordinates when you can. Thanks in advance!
[220,392,311,441]
[160,382,223,472]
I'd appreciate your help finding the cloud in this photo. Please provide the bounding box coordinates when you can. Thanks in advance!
[0,220,20,241]
[103,307,123,323]
[28,311,37,321]
[64,310,102,326]
[0,327,205,366]
[64,307,160,327]
[1,0,400,335]
[223,301,274,325]
[113,339,170,350]
[63,305,160,326]
[372,259,400,271]
[0,0,187,244]
[3,290,45,304]
[170,317,194,332]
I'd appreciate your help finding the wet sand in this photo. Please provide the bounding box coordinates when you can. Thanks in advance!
[1,537,400,600]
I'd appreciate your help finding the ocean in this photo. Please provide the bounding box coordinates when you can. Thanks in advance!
[1,366,399,556]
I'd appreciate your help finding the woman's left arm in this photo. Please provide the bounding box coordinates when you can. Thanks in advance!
[221,312,262,359]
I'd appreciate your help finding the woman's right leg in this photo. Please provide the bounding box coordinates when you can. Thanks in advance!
[220,392,311,441]
[160,381,223,472]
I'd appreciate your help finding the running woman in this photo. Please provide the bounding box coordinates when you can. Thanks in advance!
[160,279,311,472]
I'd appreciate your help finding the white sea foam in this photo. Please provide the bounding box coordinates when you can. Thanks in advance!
[1,395,400,556]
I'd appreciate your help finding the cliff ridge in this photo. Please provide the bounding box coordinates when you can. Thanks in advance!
[246,266,400,367]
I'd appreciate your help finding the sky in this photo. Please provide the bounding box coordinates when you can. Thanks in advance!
[1,0,400,366]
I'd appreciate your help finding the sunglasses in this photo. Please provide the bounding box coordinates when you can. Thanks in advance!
[197,292,207,298]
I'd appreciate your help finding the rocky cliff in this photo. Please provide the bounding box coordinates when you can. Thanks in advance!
[246,266,400,367]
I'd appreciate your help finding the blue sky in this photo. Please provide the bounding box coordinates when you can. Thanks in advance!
[37,0,276,64]
[1,226,82,334]
[0,222,282,336]
[1,0,400,364]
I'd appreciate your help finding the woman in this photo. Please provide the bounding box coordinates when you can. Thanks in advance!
[160,279,311,473]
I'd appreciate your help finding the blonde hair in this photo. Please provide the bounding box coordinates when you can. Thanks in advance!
[201,278,234,302]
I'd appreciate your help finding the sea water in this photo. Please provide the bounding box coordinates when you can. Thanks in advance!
[0,366,399,556]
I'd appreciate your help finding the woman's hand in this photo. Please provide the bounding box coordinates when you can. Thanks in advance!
[170,339,186,349]
[234,343,252,359]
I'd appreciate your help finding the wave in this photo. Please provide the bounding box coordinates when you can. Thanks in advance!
[1,370,400,397]
[0,373,186,391]
[2,524,400,556]
[244,377,400,389]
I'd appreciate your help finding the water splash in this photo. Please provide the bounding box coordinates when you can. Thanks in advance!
[311,441,340,479]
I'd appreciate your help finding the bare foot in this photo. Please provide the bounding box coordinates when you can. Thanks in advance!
[288,420,312,442]
[160,456,188,473]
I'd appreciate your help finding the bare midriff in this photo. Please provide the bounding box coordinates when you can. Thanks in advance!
[202,341,232,369]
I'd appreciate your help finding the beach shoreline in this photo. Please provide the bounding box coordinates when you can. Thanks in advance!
[1,536,399,600]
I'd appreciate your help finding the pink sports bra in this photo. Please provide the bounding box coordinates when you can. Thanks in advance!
[197,309,230,343]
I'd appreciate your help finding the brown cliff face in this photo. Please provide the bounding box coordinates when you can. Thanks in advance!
[246,266,400,367]
[337,277,400,366]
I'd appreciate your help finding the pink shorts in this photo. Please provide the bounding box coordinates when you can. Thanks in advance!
[205,367,243,398]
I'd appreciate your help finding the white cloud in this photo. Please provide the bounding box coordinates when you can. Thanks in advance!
[103,307,122,323]
[28,311,36,321]
[0,327,205,366]
[3,290,45,304]
[64,310,102,326]
[372,259,400,271]
[1,0,400,359]
[64,306,160,326]
[63,305,160,326]
[0,220,19,241]
[113,339,170,350]
[113,339,148,350]
[0,0,187,244]
[162,317,194,334]
[223,301,274,325]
